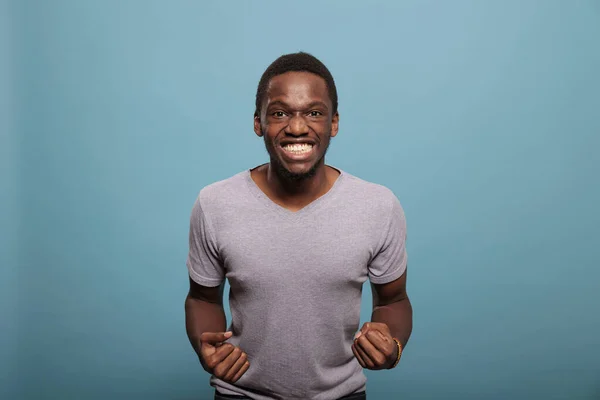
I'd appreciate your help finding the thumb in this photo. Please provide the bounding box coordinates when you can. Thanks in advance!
[354,323,370,340]
[200,331,233,344]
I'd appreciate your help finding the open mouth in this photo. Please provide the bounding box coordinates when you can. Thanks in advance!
[281,143,314,155]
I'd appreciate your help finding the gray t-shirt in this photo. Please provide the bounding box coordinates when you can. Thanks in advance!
[186,167,407,400]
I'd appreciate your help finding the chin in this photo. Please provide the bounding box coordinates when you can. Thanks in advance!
[273,159,319,181]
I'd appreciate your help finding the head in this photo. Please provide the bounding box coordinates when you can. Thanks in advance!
[254,52,339,181]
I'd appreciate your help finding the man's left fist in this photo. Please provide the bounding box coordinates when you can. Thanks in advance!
[351,322,399,370]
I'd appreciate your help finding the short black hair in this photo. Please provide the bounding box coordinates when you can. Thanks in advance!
[255,52,338,116]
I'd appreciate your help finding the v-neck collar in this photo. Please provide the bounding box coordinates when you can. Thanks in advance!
[244,165,346,219]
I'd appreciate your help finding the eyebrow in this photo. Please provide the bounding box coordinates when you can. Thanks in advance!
[267,100,329,110]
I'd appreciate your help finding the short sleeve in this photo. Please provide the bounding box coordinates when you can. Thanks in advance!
[186,197,225,287]
[368,195,408,284]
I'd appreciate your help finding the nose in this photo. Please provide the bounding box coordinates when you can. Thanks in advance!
[286,114,308,136]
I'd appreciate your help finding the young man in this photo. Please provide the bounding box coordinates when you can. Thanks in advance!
[185,52,412,400]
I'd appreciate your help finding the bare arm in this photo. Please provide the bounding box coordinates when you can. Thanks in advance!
[184,277,227,359]
[185,278,250,382]
[371,269,413,348]
[352,270,412,370]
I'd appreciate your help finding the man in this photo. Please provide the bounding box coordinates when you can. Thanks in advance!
[185,52,412,400]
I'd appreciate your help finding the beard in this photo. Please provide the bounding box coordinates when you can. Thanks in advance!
[263,132,331,182]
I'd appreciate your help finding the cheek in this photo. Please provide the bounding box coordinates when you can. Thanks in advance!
[313,122,333,136]
[262,128,280,145]
[264,122,286,137]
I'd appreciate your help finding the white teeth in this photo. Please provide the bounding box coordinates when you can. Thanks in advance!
[283,143,313,154]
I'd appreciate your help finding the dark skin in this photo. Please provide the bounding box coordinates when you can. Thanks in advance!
[185,279,250,383]
[185,71,412,382]
[252,71,340,211]
[352,271,413,369]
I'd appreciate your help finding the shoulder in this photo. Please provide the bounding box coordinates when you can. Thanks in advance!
[341,171,404,216]
[194,170,249,213]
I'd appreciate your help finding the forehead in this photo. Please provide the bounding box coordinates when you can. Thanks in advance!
[266,71,330,106]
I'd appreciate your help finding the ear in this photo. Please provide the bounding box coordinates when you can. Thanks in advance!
[254,112,263,137]
[330,112,340,138]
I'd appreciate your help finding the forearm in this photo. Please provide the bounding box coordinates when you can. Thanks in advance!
[185,295,227,357]
[371,297,413,348]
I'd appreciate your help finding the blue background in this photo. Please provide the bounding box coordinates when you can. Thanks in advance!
[2,1,599,399]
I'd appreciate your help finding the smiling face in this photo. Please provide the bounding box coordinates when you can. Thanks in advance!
[254,71,339,181]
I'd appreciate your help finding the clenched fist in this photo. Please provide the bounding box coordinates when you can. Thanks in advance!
[351,322,400,370]
[199,331,250,383]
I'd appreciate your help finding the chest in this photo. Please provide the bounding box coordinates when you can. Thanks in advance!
[217,213,375,294]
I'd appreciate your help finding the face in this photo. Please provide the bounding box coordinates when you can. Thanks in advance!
[254,71,339,181]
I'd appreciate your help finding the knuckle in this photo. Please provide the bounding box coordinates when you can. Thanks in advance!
[214,365,226,377]
[205,358,216,369]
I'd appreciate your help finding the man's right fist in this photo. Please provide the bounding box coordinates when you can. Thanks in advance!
[199,331,250,383]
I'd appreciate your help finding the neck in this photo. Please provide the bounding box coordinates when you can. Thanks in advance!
[266,161,330,203]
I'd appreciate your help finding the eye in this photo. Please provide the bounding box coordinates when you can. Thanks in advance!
[272,111,287,118]
[309,110,323,117]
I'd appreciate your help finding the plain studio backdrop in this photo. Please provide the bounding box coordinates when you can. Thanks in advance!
[1,1,599,399]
